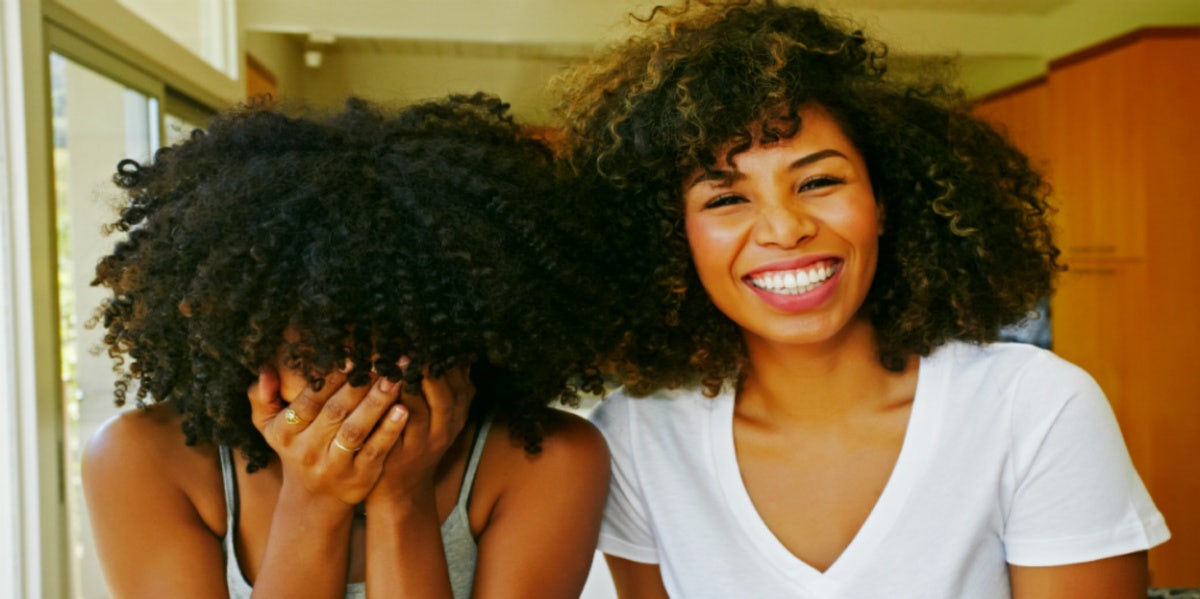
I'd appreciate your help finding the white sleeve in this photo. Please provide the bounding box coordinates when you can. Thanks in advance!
[588,394,660,564]
[1003,353,1170,566]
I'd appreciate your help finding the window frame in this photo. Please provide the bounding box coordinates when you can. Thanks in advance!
[2,1,233,596]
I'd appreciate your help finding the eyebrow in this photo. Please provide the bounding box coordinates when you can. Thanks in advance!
[687,148,850,188]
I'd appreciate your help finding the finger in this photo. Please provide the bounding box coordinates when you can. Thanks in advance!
[444,366,474,422]
[331,373,404,457]
[447,365,475,413]
[289,368,351,428]
[248,368,283,438]
[308,367,378,441]
[422,368,470,444]
[397,376,432,442]
[356,404,409,463]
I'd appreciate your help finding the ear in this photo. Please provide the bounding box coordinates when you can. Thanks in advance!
[875,200,886,236]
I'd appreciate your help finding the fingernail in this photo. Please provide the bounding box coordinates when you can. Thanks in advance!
[379,377,394,393]
[390,405,407,422]
[397,355,411,371]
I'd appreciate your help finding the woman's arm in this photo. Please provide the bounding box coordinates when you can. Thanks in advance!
[364,367,473,598]
[605,555,671,599]
[1009,552,1149,599]
[83,409,231,599]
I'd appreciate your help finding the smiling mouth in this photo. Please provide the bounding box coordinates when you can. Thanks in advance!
[746,259,841,295]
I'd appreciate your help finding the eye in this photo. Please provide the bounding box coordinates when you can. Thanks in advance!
[703,194,748,210]
[797,175,845,193]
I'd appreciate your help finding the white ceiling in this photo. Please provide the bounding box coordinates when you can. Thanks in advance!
[241,0,1078,52]
[821,0,1074,14]
[242,0,1197,97]
[234,0,1198,108]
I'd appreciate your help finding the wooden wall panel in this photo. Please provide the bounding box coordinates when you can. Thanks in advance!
[245,53,278,103]
[1133,33,1200,586]
[1051,263,1148,458]
[973,79,1051,171]
[1047,44,1147,260]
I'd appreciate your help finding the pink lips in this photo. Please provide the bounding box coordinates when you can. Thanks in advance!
[742,257,842,313]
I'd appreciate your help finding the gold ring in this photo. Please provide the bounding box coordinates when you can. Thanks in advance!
[283,408,305,425]
[332,438,360,453]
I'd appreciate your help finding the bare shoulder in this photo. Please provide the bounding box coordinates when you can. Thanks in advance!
[469,408,610,528]
[491,407,609,479]
[539,407,608,455]
[469,408,611,597]
[82,401,224,533]
[84,401,208,478]
[83,404,233,596]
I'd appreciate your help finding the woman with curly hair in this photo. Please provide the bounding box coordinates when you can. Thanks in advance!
[556,2,1168,597]
[82,94,611,598]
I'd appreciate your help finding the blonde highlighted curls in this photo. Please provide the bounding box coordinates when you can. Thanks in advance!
[555,0,1060,396]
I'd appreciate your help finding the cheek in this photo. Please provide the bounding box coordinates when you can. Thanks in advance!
[841,200,883,288]
[828,195,882,252]
[685,215,739,281]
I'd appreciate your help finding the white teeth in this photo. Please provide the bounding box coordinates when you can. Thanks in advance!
[749,262,838,295]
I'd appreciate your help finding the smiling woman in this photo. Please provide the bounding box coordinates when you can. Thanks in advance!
[682,105,882,351]
[555,1,1169,597]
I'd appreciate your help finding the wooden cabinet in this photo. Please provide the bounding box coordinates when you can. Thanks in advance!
[1051,263,1151,460]
[975,28,1200,586]
[1047,43,1148,260]
[974,77,1051,173]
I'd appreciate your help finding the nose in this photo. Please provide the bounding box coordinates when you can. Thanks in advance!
[751,201,816,248]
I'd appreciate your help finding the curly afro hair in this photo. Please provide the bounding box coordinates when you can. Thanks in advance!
[92,93,613,471]
[554,0,1061,395]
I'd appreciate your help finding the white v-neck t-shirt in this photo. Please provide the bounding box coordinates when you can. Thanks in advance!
[590,342,1169,598]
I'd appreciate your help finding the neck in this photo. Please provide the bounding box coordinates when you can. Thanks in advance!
[737,317,916,424]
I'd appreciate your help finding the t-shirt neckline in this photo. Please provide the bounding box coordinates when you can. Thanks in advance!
[708,348,950,590]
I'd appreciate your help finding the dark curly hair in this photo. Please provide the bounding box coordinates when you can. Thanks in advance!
[92,93,612,471]
[554,0,1061,395]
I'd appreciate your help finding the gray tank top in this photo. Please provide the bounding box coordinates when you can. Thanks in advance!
[219,417,491,599]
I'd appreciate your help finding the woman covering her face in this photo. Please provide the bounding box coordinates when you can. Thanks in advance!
[83,94,612,599]
[556,2,1169,597]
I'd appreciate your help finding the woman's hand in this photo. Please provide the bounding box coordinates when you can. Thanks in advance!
[248,366,410,515]
[244,367,408,598]
[367,365,475,506]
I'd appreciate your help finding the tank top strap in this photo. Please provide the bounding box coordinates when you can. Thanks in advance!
[454,416,493,509]
[218,445,239,538]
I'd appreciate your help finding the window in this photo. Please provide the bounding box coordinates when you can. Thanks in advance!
[59,0,237,77]
[41,12,221,596]
[49,48,162,598]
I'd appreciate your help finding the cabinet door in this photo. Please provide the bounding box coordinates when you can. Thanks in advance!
[1053,257,1200,586]
[1125,34,1200,586]
[974,79,1051,172]
[1048,46,1147,260]
[1047,31,1200,586]
[1051,261,1148,456]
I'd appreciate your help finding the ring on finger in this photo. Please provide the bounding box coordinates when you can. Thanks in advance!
[332,438,361,453]
[283,408,306,426]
